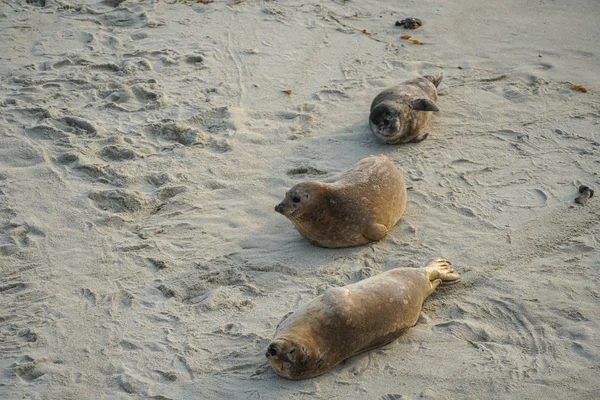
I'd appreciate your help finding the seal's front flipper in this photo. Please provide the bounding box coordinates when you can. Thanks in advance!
[364,223,388,241]
[410,133,429,143]
[276,311,294,331]
[409,98,439,112]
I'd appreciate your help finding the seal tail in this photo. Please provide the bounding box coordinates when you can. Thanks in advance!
[423,72,444,88]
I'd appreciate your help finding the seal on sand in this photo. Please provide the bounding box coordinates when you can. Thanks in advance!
[274,155,406,248]
[266,258,460,380]
[369,73,443,144]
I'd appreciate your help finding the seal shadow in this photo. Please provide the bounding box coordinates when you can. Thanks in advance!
[240,217,369,264]
[325,118,431,162]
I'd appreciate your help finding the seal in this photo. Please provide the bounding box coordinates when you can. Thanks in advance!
[396,18,422,30]
[274,155,406,248]
[369,73,443,144]
[266,258,460,380]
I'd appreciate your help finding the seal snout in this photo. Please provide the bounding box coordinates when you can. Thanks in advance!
[275,203,285,214]
[266,342,278,357]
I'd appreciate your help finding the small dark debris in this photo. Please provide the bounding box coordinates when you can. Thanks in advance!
[575,185,594,205]
[396,18,422,29]
[149,258,168,269]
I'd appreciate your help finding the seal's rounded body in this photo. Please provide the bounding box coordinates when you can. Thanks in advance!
[266,259,460,380]
[369,73,443,144]
[275,155,406,248]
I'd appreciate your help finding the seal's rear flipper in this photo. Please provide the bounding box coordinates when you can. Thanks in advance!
[423,72,444,88]
[424,258,460,284]
[409,98,439,112]
[364,223,388,241]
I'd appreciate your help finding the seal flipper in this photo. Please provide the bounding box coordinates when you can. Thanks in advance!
[409,98,439,112]
[364,222,388,241]
[423,72,444,88]
[410,133,429,143]
[424,258,460,285]
[408,115,428,143]
[276,311,294,331]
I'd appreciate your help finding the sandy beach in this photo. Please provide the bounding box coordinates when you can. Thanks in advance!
[1,0,599,398]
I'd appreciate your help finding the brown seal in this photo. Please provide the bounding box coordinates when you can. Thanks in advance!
[266,258,460,380]
[274,155,406,248]
[369,73,443,144]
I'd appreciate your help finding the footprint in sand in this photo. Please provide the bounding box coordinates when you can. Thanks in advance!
[145,120,208,147]
[57,116,99,137]
[98,145,138,161]
[0,282,28,294]
[88,189,149,213]
[0,220,46,257]
[12,356,66,382]
[286,165,327,177]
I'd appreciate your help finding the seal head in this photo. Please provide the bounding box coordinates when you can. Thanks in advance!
[369,73,443,144]
[274,182,326,221]
[266,337,322,380]
[369,101,411,141]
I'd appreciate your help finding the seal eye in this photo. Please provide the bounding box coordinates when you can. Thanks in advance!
[292,196,301,203]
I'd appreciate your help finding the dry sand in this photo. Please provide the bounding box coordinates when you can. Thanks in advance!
[1,0,599,398]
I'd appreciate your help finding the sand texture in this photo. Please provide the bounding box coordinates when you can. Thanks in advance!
[1,0,599,398]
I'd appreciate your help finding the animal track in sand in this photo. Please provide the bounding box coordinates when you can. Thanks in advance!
[14,358,47,381]
[26,124,69,141]
[0,221,46,257]
[116,372,150,394]
[153,369,178,382]
[145,120,208,147]
[0,137,45,168]
[92,8,149,29]
[88,189,149,213]
[153,256,261,311]
[131,82,163,103]
[435,297,554,379]
[0,282,28,294]
[122,58,153,74]
[57,116,99,136]
[80,288,97,307]
[146,172,173,187]
[186,107,230,134]
[18,328,38,343]
[313,88,350,102]
[98,145,138,161]
[12,357,66,382]
[286,166,327,177]
[88,184,188,217]
[73,164,129,186]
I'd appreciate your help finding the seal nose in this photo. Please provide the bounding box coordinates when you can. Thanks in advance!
[274,203,284,214]
[266,343,278,357]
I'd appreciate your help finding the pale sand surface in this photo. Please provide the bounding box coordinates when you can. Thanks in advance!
[1,0,599,399]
